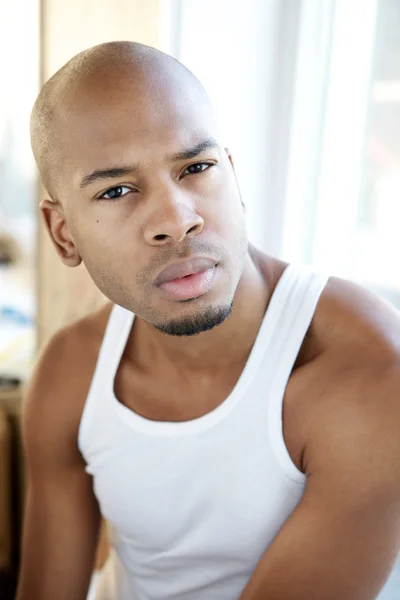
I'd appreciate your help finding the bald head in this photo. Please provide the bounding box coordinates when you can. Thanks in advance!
[30,41,214,197]
[32,42,247,331]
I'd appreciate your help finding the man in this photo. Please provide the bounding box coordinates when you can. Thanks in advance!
[17,41,400,600]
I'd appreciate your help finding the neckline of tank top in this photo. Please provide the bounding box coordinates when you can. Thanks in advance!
[107,263,301,436]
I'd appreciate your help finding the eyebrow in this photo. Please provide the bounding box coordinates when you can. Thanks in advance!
[79,139,219,189]
[80,166,139,189]
[168,138,220,161]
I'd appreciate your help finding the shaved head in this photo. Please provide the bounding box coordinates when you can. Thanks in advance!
[31,41,213,198]
[31,40,248,336]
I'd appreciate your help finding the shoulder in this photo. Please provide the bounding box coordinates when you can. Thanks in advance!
[296,275,400,477]
[296,274,400,373]
[315,276,400,356]
[22,302,114,456]
[30,301,113,396]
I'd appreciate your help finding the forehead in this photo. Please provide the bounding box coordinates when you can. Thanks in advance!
[57,77,219,183]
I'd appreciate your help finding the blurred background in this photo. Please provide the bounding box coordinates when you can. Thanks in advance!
[0,0,399,597]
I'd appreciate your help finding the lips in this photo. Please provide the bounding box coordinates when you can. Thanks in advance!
[155,257,217,286]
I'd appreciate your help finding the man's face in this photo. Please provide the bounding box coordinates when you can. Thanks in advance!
[44,75,248,335]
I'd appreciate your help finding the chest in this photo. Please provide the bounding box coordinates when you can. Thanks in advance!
[114,357,247,422]
[92,416,305,562]
[83,334,311,576]
[113,358,308,472]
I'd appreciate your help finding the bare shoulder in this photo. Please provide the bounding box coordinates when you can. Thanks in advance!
[314,276,400,357]
[294,274,400,377]
[23,302,113,460]
[292,276,400,476]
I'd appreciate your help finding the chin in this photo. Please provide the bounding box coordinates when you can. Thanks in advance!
[153,302,234,337]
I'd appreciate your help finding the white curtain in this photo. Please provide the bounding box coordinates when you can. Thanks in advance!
[162,0,394,292]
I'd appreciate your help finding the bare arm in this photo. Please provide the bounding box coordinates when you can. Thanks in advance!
[17,333,101,600]
[240,361,400,600]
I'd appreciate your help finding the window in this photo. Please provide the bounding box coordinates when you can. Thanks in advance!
[163,0,400,311]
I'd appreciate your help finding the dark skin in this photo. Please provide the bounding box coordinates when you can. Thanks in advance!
[18,43,400,600]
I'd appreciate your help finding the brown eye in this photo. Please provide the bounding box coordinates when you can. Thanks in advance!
[184,163,212,176]
[100,185,131,200]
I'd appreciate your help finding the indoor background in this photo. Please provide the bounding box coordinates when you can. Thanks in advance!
[0,0,399,598]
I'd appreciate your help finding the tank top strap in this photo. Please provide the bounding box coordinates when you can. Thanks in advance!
[264,264,329,482]
[265,264,329,366]
[78,304,134,453]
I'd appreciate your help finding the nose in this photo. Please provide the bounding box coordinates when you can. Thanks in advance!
[144,201,204,246]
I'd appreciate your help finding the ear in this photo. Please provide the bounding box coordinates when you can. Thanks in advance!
[40,199,82,267]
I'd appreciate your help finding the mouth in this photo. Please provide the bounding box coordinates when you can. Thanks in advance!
[155,257,218,301]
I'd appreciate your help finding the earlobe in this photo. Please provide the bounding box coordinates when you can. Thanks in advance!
[40,199,82,267]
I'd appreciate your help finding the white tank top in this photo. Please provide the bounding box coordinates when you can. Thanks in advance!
[78,264,328,600]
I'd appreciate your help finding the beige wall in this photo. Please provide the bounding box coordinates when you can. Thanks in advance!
[37,0,163,346]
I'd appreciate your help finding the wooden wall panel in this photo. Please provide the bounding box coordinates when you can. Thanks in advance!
[37,0,163,346]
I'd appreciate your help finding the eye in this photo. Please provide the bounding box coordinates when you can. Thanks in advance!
[182,162,214,176]
[98,185,133,200]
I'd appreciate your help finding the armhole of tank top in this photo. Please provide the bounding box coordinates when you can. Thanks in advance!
[77,304,133,461]
[268,270,329,484]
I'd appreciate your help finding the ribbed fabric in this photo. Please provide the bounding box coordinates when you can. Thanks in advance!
[78,264,328,600]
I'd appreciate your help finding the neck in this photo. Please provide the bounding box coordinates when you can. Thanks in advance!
[128,250,279,374]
